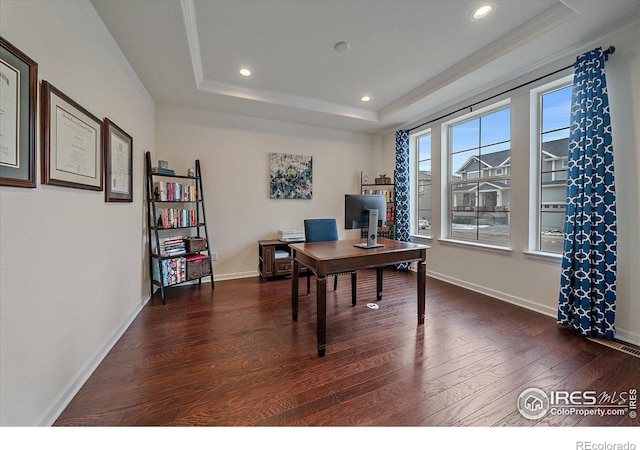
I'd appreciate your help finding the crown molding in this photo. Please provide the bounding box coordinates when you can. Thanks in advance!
[378,2,577,121]
[379,14,640,137]
[180,0,377,122]
[181,0,203,86]
[197,77,378,121]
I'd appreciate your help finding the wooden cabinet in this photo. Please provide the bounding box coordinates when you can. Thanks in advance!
[258,239,304,281]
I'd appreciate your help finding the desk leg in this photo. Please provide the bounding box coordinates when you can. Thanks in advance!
[376,267,383,301]
[351,271,357,306]
[417,260,426,324]
[317,275,327,357]
[292,258,299,321]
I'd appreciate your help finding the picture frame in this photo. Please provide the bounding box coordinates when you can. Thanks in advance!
[41,80,103,190]
[0,37,38,188]
[269,152,313,200]
[103,118,133,202]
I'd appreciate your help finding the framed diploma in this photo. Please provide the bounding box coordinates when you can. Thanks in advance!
[103,118,132,202]
[41,80,103,190]
[0,37,37,188]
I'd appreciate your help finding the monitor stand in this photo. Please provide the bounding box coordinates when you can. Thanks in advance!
[354,208,384,249]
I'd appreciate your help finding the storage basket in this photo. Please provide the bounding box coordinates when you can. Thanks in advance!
[187,256,211,280]
[185,236,207,252]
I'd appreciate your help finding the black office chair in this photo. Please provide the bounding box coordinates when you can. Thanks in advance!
[304,218,357,306]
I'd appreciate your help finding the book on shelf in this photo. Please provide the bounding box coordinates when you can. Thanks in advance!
[361,188,394,202]
[153,257,187,286]
[386,204,395,222]
[185,254,207,263]
[151,167,175,175]
[159,235,186,257]
[153,181,197,202]
[156,208,197,229]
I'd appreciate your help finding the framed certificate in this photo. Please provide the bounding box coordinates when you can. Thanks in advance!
[0,37,38,188]
[103,118,133,202]
[41,80,103,190]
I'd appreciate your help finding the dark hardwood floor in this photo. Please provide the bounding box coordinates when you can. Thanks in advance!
[54,269,640,427]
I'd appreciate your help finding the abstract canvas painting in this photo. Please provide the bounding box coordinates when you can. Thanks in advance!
[269,153,313,199]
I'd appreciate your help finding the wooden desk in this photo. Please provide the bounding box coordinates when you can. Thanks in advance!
[289,238,429,357]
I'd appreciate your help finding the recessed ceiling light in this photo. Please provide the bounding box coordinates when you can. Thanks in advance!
[239,68,251,77]
[334,41,350,53]
[472,3,495,21]
[361,96,371,102]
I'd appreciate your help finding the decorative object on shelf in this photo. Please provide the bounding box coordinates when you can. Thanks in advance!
[158,159,169,169]
[41,80,103,190]
[186,254,210,280]
[0,37,38,188]
[185,236,207,252]
[151,165,174,175]
[375,174,391,185]
[103,118,133,202]
[269,152,312,199]
[187,167,195,177]
[145,151,214,304]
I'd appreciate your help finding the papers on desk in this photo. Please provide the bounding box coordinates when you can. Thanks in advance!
[278,229,305,242]
[275,250,290,259]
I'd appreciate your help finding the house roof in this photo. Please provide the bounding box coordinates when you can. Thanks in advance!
[452,180,510,192]
[455,137,569,174]
[456,149,510,174]
[542,138,569,159]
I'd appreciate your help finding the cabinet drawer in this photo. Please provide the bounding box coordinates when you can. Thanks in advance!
[275,258,292,275]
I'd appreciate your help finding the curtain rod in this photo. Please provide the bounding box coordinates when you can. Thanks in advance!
[407,45,616,133]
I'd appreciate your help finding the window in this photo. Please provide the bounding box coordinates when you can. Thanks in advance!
[446,105,511,246]
[537,82,571,253]
[415,132,432,237]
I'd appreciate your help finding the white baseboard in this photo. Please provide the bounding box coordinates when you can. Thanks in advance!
[426,269,558,317]
[36,297,150,426]
[426,269,640,346]
[213,270,258,281]
[614,329,640,346]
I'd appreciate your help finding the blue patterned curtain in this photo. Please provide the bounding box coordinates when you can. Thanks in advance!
[558,47,617,340]
[395,130,410,270]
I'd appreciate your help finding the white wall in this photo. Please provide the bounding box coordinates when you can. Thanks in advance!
[383,22,640,345]
[0,0,155,425]
[155,105,378,279]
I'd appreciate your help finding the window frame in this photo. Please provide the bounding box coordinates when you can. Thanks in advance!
[411,129,432,238]
[442,99,512,249]
[529,75,572,257]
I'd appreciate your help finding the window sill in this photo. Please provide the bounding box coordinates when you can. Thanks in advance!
[410,234,432,242]
[523,250,562,263]
[438,238,513,254]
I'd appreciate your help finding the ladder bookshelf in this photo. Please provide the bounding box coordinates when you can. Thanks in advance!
[145,151,214,304]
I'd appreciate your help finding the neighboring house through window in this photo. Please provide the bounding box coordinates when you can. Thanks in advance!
[406,76,571,254]
[415,132,432,237]
[445,103,511,247]
[535,80,572,253]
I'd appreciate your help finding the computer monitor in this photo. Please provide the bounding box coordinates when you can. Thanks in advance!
[344,194,387,248]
